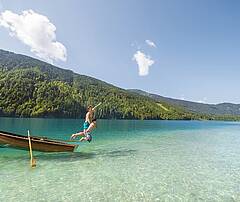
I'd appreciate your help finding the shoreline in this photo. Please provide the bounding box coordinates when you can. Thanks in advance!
[0,116,239,122]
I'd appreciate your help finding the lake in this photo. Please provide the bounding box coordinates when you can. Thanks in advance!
[1,117,240,201]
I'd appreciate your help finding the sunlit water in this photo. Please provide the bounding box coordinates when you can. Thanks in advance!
[1,117,240,201]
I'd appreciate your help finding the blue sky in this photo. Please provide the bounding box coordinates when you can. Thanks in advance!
[0,0,239,104]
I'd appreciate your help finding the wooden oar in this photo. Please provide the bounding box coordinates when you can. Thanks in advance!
[28,130,36,168]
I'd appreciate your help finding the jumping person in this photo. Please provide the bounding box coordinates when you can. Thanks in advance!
[71,119,97,142]
[70,102,101,142]
[83,102,101,133]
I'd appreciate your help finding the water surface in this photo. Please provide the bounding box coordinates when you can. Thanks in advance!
[1,118,240,201]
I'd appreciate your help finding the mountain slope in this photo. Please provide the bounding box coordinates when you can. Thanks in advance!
[128,89,240,116]
[0,49,198,120]
[1,49,239,120]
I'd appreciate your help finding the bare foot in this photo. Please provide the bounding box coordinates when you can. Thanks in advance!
[70,134,77,140]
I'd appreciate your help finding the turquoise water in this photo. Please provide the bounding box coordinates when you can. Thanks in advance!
[1,118,240,201]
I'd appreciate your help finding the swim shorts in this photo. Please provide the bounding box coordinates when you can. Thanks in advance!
[83,121,90,130]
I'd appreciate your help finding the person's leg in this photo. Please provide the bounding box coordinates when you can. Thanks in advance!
[70,131,85,139]
[80,134,92,142]
[86,123,95,133]
[80,137,87,142]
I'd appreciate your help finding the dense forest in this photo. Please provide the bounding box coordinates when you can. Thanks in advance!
[0,49,239,121]
[129,89,240,116]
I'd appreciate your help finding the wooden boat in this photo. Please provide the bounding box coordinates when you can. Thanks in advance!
[0,130,78,152]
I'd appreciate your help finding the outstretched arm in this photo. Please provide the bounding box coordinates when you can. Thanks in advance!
[92,102,102,111]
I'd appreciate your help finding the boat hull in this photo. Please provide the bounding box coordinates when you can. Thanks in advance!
[0,131,77,152]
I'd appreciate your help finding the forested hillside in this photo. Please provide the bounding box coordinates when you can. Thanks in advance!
[0,49,239,121]
[0,49,200,120]
[129,89,240,116]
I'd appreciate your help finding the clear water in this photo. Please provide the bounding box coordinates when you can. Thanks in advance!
[1,117,240,202]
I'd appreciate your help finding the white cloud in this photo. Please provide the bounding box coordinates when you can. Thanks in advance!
[133,51,154,76]
[145,39,156,48]
[0,10,67,63]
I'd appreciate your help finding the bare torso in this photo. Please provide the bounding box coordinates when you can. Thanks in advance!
[85,111,93,123]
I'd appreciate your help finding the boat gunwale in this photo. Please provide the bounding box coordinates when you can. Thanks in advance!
[0,130,76,147]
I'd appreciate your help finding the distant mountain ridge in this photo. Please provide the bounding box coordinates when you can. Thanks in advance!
[0,49,239,120]
[128,89,240,116]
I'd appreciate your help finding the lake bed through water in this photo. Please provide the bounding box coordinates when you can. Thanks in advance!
[1,118,240,201]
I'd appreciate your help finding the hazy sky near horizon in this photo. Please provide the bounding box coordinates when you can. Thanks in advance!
[0,0,239,104]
